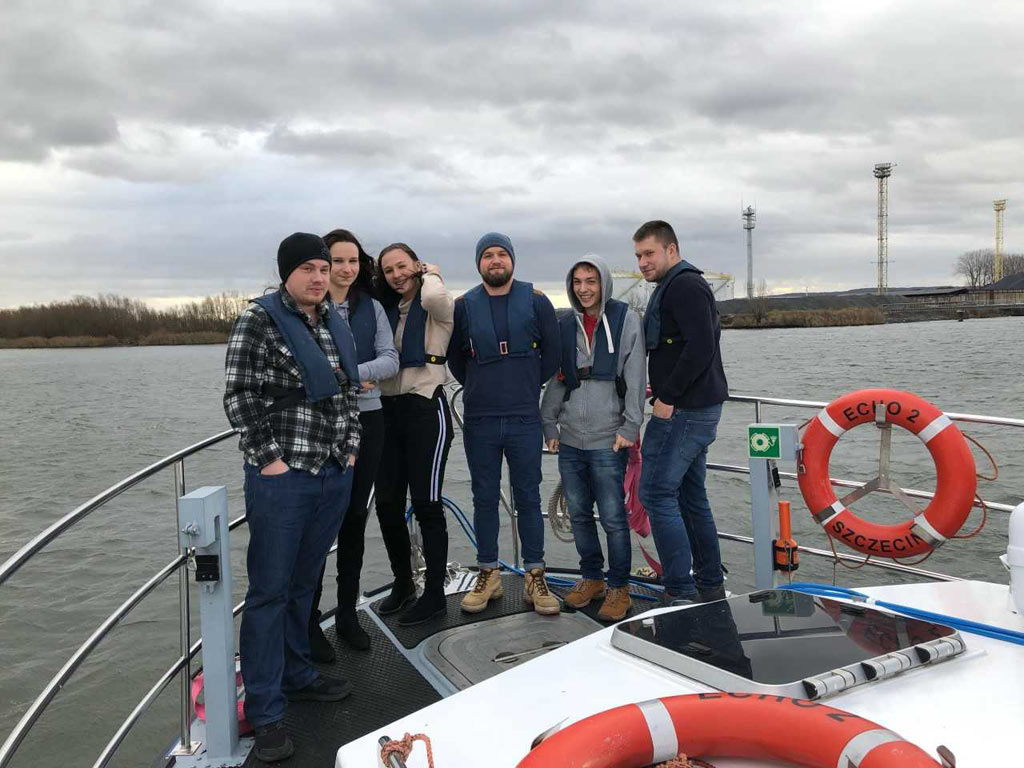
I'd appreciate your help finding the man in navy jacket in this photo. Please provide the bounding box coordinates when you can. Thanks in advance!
[448,232,562,615]
[634,220,729,604]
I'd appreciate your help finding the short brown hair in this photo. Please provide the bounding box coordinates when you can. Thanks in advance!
[633,220,678,250]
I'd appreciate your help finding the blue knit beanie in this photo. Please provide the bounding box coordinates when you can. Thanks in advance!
[475,232,515,268]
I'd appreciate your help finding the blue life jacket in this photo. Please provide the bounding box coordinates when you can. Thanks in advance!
[385,291,448,368]
[346,294,377,365]
[461,280,538,365]
[559,298,628,397]
[252,291,359,405]
[643,260,699,350]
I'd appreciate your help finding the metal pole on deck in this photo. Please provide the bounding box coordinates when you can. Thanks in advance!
[176,486,250,767]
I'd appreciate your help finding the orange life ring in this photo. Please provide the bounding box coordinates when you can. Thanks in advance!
[516,693,942,767]
[797,389,976,558]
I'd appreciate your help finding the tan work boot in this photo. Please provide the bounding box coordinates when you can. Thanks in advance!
[597,586,632,622]
[563,578,606,609]
[524,568,561,615]
[460,568,504,613]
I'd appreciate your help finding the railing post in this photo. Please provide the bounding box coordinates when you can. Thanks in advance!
[177,486,249,767]
[746,424,799,589]
[173,460,195,757]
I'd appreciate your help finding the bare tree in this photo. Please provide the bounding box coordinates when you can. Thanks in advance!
[748,278,770,325]
[956,249,1024,287]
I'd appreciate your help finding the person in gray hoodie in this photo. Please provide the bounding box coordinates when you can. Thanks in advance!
[540,255,646,621]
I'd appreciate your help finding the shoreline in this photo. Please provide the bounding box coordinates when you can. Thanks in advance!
[0,331,228,349]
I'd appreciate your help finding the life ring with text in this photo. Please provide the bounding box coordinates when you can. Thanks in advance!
[516,692,944,767]
[798,389,975,558]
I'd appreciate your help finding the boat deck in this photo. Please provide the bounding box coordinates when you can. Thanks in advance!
[239,571,659,767]
[335,580,1024,767]
[245,612,440,768]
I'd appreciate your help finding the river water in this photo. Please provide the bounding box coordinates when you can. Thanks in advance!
[1,317,1021,767]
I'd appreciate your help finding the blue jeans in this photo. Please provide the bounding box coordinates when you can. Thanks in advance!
[463,415,545,569]
[638,404,724,597]
[240,460,353,727]
[558,446,631,587]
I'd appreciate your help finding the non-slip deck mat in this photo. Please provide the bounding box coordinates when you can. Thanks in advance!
[372,573,537,649]
[245,611,441,768]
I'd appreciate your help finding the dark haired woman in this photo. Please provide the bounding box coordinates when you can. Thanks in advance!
[374,243,455,626]
[308,229,399,657]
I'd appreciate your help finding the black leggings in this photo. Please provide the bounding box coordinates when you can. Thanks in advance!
[311,408,386,619]
[375,388,454,595]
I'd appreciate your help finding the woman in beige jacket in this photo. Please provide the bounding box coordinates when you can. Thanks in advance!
[372,243,455,626]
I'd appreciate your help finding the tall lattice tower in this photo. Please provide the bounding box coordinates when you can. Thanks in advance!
[873,163,896,295]
[742,204,756,297]
[994,199,1007,283]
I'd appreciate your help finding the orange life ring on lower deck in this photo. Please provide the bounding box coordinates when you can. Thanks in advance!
[797,389,976,558]
[516,692,942,767]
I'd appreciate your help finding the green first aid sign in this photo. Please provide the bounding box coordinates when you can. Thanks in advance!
[748,425,781,459]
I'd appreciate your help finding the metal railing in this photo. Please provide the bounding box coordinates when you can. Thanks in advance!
[1,391,1020,767]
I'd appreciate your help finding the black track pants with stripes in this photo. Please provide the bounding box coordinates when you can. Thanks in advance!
[375,387,454,595]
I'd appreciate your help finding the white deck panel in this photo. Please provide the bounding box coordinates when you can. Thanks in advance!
[337,581,1024,767]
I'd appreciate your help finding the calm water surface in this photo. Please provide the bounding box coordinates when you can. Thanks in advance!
[1,317,1021,767]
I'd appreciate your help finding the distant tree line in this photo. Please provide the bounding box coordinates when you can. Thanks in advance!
[0,293,251,341]
[955,249,1024,288]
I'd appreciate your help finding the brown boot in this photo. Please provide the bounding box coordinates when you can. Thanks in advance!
[460,568,504,613]
[563,578,606,609]
[597,586,632,622]
[524,568,561,615]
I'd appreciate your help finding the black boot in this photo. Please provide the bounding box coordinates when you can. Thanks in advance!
[335,611,371,651]
[397,590,447,626]
[697,584,727,603]
[308,613,336,664]
[378,578,417,615]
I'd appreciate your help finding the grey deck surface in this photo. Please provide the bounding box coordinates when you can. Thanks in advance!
[244,611,441,768]
[372,573,535,649]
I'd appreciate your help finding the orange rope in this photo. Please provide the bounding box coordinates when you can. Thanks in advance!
[828,533,873,570]
[380,732,435,768]
[656,755,716,768]
[963,431,998,481]
[953,494,989,540]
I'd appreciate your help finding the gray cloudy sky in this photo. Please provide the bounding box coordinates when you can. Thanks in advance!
[2,0,1022,307]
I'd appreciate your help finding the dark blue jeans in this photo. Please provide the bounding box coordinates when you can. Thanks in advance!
[638,404,724,597]
[240,460,353,727]
[463,415,545,569]
[558,445,631,587]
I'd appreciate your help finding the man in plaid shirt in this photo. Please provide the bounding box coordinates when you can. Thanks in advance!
[224,232,361,762]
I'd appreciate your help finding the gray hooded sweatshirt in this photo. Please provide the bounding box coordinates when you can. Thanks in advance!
[540,255,647,451]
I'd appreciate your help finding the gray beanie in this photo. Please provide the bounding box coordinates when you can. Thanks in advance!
[475,232,515,268]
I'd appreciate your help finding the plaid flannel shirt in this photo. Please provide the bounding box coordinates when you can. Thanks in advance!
[223,290,361,472]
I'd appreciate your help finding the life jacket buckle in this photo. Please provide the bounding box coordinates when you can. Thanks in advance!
[499,340,509,355]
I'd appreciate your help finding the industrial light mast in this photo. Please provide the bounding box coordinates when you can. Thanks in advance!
[742,204,756,298]
[994,199,1007,283]
[873,163,895,295]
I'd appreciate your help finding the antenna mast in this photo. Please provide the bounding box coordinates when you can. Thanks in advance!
[742,204,756,298]
[873,163,895,295]
[994,199,1007,283]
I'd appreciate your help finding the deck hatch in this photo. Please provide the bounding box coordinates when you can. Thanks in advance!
[610,589,965,699]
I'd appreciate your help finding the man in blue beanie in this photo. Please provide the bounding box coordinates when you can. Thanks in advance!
[448,232,562,614]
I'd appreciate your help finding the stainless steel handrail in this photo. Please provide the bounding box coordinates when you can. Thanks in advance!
[716,532,960,582]
[92,596,247,768]
[0,428,237,588]
[730,393,1024,429]
[0,554,187,768]
[705,461,1016,515]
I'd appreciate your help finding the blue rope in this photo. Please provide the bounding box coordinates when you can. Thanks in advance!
[781,582,1024,647]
